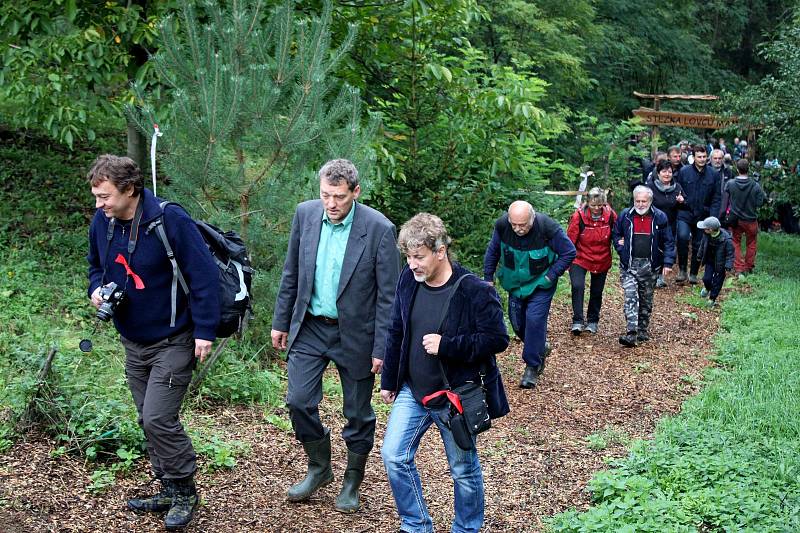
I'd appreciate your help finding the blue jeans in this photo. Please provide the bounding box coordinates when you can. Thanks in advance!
[381,386,484,533]
[508,283,557,367]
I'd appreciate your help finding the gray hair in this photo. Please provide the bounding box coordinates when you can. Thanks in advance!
[397,213,452,256]
[319,159,359,191]
[711,148,724,158]
[632,185,653,200]
[586,187,607,204]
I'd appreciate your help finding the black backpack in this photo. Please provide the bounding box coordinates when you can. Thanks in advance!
[148,201,254,338]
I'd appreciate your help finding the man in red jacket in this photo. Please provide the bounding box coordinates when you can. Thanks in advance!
[566,188,617,334]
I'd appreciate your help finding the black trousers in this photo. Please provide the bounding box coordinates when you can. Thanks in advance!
[285,317,376,455]
[122,330,197,480]
[569,265,608,323]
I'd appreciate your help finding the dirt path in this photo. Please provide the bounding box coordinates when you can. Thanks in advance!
[0,282,719,532]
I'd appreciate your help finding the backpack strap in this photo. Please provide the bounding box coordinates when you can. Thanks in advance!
[147,201,189,328]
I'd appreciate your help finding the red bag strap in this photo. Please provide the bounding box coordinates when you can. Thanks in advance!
[421,390,463,414]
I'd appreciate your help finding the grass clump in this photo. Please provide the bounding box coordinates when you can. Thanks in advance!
[550,233,800,532]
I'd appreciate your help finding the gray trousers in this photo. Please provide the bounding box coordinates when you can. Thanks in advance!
[620,257,658,334]
[122,330,197,480]
[286,317,376,455]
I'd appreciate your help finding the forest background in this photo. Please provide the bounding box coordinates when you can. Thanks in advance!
[1,0,800,512]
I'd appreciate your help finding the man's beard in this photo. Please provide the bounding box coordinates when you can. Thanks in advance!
[634,206,650,215]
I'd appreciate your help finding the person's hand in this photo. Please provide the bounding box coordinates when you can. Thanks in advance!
[195,339,213,363]
[271,329,288,350]
[663,266,673,275]
[485,280,494,287]
[90,286,103,309]
[371,358,383,374]
[422,334,441,356]
[617,238,624,246]
[380,390,397,404]
[676,193,685,203]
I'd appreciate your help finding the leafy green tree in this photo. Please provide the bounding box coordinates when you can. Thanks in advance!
[131,0,377,238]
[725,8,800,215]
[0,1,169,153]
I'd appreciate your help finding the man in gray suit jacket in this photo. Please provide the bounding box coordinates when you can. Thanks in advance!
[271,159,399,513]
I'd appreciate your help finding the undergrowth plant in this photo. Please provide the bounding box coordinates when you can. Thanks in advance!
[549,233,800,532]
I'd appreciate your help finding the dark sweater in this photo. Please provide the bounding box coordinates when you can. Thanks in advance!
[725,177,766,221]
[87,188,221,344]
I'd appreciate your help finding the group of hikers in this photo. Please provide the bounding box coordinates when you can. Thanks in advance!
[86,150,764,531]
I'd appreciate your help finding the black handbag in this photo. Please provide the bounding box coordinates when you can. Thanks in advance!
[722,185,753,228]
[421,274,492,452]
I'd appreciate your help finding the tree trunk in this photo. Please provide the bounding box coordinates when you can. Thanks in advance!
[126,116,147,171]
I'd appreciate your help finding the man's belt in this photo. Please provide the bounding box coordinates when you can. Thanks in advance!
[305,312,338,326]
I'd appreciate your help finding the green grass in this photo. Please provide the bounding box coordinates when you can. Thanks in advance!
[549,233,800,532]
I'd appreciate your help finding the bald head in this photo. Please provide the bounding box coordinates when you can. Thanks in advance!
[508,201,535,236]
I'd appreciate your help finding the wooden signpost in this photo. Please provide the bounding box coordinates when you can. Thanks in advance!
[632,108,737,130]
[632,92,739,157]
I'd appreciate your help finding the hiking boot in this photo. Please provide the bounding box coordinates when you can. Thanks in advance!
[287,431,334,502]
[655,275,667,288]
[519,365,539,389]
[675,269,688,283]
[619,332,638,347]
[334,450,368,513]
[570,321,584,335]
[700,288,709,298]
[708,299,718,307]
[688,273,699,284]
[585,322,598,334]
[637,331,650,343]
[164,476,198,531]
[127,478,174,513]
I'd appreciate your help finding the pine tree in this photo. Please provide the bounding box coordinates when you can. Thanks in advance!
[129,0,378,243]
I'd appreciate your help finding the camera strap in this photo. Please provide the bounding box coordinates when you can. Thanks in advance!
[102,197,144,290]
[420,273,489,408]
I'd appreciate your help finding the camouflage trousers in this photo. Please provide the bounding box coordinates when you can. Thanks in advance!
[620,257,658,334]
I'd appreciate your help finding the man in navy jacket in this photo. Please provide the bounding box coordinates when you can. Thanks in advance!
[87,155,220,530]
[381,213,509,533]
[613,186,675,347]
[675,144,721,283]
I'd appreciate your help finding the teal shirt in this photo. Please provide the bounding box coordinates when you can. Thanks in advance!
[308,201,356,318]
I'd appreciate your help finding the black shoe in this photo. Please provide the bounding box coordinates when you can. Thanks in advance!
[334,450,368,513]
[519,365,539,389]
[287,431,334,502]
[619,332,638,347]
[164,477,198,530]
[688,273,699,284]
[571,321,584,335]
[637,331,650,343]
[127,479,175,513]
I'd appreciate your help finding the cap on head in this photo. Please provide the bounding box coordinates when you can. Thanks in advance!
[697,217,721,231]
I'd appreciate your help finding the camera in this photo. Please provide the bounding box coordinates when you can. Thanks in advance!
[96,282,126,321]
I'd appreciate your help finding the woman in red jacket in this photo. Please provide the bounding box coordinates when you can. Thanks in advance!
[566,188,617,334]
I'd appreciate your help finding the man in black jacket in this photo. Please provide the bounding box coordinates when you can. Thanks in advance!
[675,144,722,283]
[381,213,509,533]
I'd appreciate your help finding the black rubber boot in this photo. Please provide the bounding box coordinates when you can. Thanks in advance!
[164,476,198,530]
[334,450,368,513]
[519,365,539,389]
[127,478,175,513]
[619,332,638,347]
[287,432,334,502]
